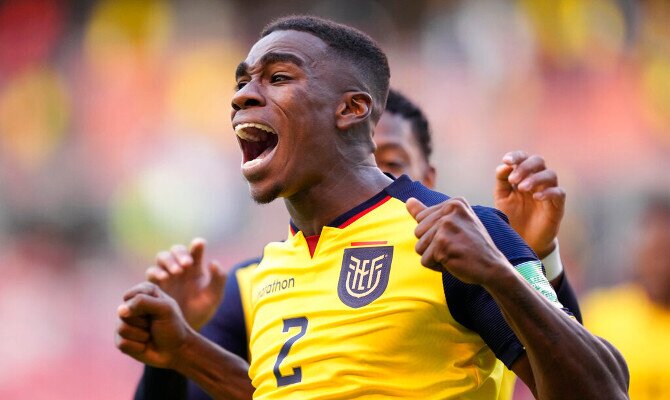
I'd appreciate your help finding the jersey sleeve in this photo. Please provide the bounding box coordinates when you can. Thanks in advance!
[442,206,542,368]
[134,258,259,400]
[554,273,583,324]
[384,176,561,369]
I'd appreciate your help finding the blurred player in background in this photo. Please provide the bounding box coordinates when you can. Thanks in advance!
[377,89,580,314]
[116,15,628,399]
[582,194,670,399]
[134,89,583,400]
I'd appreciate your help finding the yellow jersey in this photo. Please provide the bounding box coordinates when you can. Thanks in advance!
[583,284,670,399]
[238,175,561,399]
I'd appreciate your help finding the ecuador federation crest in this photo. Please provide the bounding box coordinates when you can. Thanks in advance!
[337,246,393,308]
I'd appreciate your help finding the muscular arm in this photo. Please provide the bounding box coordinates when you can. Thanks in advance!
[134,240,256,400]
[493,151,582,322]
[116,282,254,400]
[407,197,628,400]
[135,264,252,400]
[134,332,251,400]
[494,270,628,399]
[170,332,253,400]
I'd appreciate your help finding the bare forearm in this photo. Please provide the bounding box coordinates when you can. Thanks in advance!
[172,332,254,400]
[484,267,629,400]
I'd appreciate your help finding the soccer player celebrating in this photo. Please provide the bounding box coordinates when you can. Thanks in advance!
[116,16,628,399]
[133,90,582,400]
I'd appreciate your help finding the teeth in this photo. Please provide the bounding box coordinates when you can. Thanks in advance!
[243,158,264,168]
[235,123,275,141]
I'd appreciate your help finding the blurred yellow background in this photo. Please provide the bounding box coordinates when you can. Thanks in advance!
[0,0,668,398]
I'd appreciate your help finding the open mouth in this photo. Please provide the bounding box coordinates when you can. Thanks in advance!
[235,123,279,164]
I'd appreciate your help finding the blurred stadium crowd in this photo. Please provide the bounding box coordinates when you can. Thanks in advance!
[0,0,669,398]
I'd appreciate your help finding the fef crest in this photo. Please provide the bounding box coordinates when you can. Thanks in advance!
[338,246,393,308]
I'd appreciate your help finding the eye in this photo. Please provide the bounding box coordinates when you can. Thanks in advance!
[383,161,405,170]
[271,74,291,83]
[235,81,248,91]
[378,160,406,176]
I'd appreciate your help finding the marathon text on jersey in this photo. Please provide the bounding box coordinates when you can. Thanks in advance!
[257,277,296,299]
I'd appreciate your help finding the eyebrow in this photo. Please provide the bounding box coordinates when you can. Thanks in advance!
[235,52,305,79]
[235,62,248,80]
[376,142,410,154]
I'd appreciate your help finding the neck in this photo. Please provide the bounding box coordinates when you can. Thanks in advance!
[284,163,392,236]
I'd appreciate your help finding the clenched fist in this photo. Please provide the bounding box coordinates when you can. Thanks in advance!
[406,197,513,286]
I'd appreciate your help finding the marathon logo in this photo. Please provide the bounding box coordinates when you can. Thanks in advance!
[338,246,393,308]
[256,277,295,299]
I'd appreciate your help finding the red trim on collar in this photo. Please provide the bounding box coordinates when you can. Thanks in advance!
[305,235,319,257]
[351,241,388,246]
[338,195,391,229]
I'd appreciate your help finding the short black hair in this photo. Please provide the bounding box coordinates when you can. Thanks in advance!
[384,88,433,162]
[261,15,390,121]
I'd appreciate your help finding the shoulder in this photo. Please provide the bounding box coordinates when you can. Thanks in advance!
[224,256,262,303]
[227,256,262,295]
[230,256,262,273]
[384,174,450,206]
[384,175,509,225]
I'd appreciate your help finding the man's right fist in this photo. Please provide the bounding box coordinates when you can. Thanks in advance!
[115,282,193,369]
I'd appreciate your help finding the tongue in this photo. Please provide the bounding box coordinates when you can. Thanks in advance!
[244,131,278,162]
[245,141,267,161]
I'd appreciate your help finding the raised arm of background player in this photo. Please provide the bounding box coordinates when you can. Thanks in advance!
[493,151,581,322]
[133,239,246,400]
[406,197,629,400]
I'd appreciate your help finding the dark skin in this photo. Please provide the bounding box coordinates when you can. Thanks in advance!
[147,239,227,331]
[116,282,253,399]
[117,29,629,399]
[406,197,629,399]
[636,210,670,307]
[146,150,570,340]
[494,152,564,260]
[374,111,436,187]
[231,30,390,233]
[117,30,391,399]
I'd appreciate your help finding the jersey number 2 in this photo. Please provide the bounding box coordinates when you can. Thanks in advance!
[273,317,308,387]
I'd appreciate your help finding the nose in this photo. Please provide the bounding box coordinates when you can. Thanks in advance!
[231,80,265,111]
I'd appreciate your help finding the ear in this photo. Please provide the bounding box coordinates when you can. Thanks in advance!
[421,165,437,189]
[335,91,373,131]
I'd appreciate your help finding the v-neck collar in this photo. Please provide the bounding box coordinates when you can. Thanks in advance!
[288,174,412,236]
